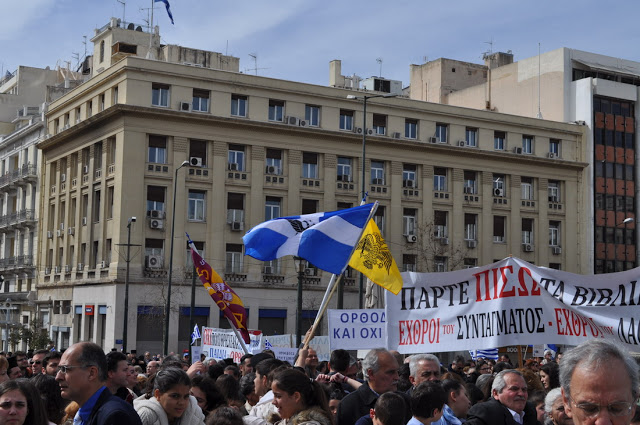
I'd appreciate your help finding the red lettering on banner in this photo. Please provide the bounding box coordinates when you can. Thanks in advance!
[398,319,441,345]
[474,266,541,302]
[554,308,608,338]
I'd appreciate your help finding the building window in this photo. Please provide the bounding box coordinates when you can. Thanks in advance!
[522,135,534,154]
[337,202,353,210]
[405,119,418,139]
[302,152,318,179]
[403,208,416,236]
[494,131,505,150]
[188,190,206,221]
[548,180,560,203]
[151,83,170,107]
[231,94,247,117]
[522,218,534,244]
[268,100,285,122]
[493,174,505,196]
[465,128,478,147]
[549,221,560,246]
[225,244,243,274]
[226,193,245,224]
[145,239,164,263]
[228,144,245,171]
[337,157,352,181]
[113,86,118,105]
[265,197,281,221]
[146,186,165,214]
[305,105,320,127]
[99,94,105,112]
[100,40,105,63]
[302,199,318,214]
[186,241,205,271]
[403,164,417,188]
[340,110,354,131]
[435,123,448,142]
[189,139,207,166]
[107,186,114,219]
[402,254,417,272]
[465,214,477,240]
[372,114,387,135]
[192,89,210,112]
[464,170,477,194]
[266,149,282,174]
[93,190,101,222]
[148,135,167,164]
[521,177,534,200]
[549,139,560,156]
[433,167,447,191]
[434,256,447,272]
[494,216,506,243]
[463,258,478,269]
[374,206,385,235]
[434,210,448,239]
[371,161,385,185]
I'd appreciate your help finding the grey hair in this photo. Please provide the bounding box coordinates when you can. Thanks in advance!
[408,354,441,378]
[559,339,639,399]
[362,348,391,382]
[544,388,562,414]
[491,369,524,394]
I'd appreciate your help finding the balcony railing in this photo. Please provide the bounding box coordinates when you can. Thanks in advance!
[0,164,38,190]
[0,209,36,230]
[0,255,34,270]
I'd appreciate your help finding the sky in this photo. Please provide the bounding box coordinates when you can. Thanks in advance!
[2,0,640,88]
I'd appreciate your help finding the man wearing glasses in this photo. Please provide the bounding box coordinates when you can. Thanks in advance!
[560,339,638,425]
[408,354,442,394]
[55,342,142,425]
[30,349,49,375]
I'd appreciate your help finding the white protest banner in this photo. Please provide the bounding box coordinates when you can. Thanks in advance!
[263,334,293,349]
[271,347,299,363]
[308,336,330,362]
[202,327,263,362]
[386,257,640,354]
[328,309,386,350]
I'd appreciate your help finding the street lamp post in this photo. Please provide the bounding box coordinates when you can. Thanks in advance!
[346,93,397,308]
[294,257,304,347]
[122,216,136,353]
[163,160,189,356]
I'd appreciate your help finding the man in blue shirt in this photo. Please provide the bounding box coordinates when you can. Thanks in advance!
[56,342,142,425]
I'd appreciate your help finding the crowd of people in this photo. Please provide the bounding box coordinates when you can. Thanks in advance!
[0,339,637,425]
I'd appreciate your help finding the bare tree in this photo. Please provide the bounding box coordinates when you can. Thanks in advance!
[408,220,470,272]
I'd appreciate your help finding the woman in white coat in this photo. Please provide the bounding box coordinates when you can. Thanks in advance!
[134,368,204,425]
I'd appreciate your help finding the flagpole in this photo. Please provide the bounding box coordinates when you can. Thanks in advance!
[226,318,250,355]
[302,201,379,348]
[147,0,154,59]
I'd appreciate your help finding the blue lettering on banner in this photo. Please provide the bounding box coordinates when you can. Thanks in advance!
[339,311,386,324]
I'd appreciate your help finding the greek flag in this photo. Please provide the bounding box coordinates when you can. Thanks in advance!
[264,339,273,350]
[154,0,174,24]
[243,203,374,275]
[469,348,499,360]
[191,324,201,345]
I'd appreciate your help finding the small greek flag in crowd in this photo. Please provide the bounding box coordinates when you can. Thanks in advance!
[154,0,174,24]
[469,348,499,360]
[264,339,273,350]
[191,324,201,345]
[243,203,374,275]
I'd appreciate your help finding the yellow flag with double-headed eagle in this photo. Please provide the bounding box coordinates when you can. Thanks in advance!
[348,219,403,295]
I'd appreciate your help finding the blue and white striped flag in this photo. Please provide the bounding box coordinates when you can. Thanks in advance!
[154,0,174,24]
[243,203,374,275]
[469,348,499,360]
[191,324,201,345]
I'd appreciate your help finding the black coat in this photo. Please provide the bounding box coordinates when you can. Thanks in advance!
[337,383,378,425]
[84,388,142,425]
[466,398,540,425]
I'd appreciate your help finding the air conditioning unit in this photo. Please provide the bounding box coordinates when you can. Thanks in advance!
[179,102,192,112]
[286,116,300,126]
[457,140,466,147]
[62,124,70,130]
[77,263,84,271]
[392,132,402,139]
[263,266,273,275]
[230,221,243,231]
[354,127,364,134]
[547,152,557,159]
[190,157,203,167]
[54,266,60,274]
[83,165,89,174]
[337,174,350,182]
[513,147,523,154]
[403,179,415,188]
[100,261,107,269]
[298,119,308,127]
[406,234,418,243]
[150,218,164,229]
[81,217,87,226]
[68,227,75,235]
[467,240,477,249]
[365,128,374,135]
[147,255,163,269]
[64,265,71,273]
[47,231,53,239]
[44,267,51,275]
[60,174,66,182]
[304,268,317,276]
[228,163,238,171]
[552,246,562,255]
[463,186,474,194]
[150,210,163,219]
[439,238,450,246]
[56,230,62,237]
[523,243,534,252]
[372,178,383,185]
[429,137,440,143]
[493,188,504,197]
[265,165,279,175]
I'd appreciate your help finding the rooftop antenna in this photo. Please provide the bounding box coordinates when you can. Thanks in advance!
[484,37,494,56]
[536,42,543,119]
[82,36,88,60]
[245,53,269,76]
[376,57,383,77]
[117,0,126,22]
[72,52,80,70]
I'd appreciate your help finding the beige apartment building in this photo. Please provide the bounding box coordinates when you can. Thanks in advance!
[36,21,588,353]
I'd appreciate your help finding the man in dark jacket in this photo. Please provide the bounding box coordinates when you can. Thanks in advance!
[56,341,141,425]
[466,370,539,425]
